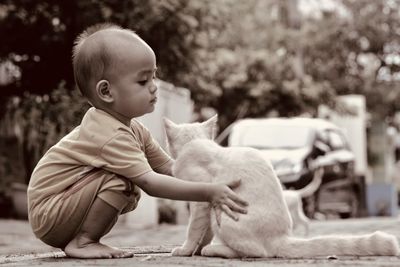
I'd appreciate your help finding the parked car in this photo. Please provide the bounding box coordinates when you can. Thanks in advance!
[217,117,361,218]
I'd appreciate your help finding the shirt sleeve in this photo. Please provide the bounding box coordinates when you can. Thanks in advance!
[141,125,172,169]
[95,133,153,179]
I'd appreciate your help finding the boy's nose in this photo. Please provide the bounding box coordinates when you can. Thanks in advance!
[149,81,157,94]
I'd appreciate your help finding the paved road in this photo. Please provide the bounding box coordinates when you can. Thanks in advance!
[0,217,400,266]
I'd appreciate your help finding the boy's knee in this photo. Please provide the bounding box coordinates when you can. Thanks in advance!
[98,175,141,214]
[121,185,141,214]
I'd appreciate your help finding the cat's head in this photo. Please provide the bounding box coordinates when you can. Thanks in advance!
[164,115,218,159]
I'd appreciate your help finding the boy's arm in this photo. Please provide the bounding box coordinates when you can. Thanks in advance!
[133,170,248,220]
[153,159,174,176]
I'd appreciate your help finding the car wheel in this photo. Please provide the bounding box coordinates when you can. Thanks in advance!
[349,187,360,217]
[339,188,359,219]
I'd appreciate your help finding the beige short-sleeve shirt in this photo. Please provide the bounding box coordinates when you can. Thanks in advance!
[28,107,171,219]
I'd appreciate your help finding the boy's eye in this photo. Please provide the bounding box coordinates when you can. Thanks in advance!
[138,80,147,85]
[138,71,156,85]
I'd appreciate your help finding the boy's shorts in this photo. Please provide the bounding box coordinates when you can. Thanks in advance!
[32,168,141,248]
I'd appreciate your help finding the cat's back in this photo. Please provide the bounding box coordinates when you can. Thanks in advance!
[174,139,221,175]
[179,139,276,184]
[211,145,279,194]
[181,138,222,157]
[221,146,274,171]
[186,140,272,169]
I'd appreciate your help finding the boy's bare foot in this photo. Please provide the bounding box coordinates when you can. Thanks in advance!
[64,234,133,259]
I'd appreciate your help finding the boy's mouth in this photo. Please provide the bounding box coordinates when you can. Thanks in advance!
[150,97,157,104]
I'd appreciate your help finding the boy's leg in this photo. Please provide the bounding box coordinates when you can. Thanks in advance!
[64,197,133,259]
[36,169,140,257]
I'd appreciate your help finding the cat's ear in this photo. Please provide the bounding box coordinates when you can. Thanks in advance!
[163,117,177,150]
[163,117,177,131]
[202,114,218,139]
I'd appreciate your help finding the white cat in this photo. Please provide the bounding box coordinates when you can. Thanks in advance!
[283,167,323,236]
[164,115,399,258]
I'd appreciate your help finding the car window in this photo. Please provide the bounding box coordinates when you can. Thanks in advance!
[328,130,346,150]
[315,130,332,150]
[235,124,312,149]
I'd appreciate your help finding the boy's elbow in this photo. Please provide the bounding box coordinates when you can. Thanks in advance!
[133,171,157,196]
[144,189,157,197]
[136,182,156,197]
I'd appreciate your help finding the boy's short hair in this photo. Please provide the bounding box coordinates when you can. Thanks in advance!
[72,23,137,99]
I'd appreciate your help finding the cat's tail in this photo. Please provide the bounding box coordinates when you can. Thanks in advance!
[273,231,399,258]
[296,167,323,198]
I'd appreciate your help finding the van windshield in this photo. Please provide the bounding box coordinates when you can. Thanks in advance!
[235,124,312,149]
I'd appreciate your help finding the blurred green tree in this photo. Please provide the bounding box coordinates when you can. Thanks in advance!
[186,0,400,129]
[0,0,221,104]
[1,0,400,186]
[0,84,90,183]
[0,0,229,184]
[1,0,400,129]
[302,0,400,120]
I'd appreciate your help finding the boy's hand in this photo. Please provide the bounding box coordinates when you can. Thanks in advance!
[209,178,248,225]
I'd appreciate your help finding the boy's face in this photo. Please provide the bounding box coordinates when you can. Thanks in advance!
[106,35,158,123]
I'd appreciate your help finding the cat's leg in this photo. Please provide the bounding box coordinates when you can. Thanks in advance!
[200,234,238,258]
[172,202,212,257]
[194,226,213,255]
[201,244,238,258]
[298,211,310,236]
[294,197,310,236]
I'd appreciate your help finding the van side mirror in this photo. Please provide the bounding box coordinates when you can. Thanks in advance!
[313,140,329,157]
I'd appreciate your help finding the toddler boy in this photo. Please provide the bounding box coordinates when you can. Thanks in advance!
[27,23,247,259]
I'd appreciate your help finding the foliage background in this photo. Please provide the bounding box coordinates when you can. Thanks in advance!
[0,0,400,186]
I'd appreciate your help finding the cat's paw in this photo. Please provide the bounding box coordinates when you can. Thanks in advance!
[171,246,194,257]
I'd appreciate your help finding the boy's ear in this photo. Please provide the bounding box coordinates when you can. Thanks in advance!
[202,114,218,139]
[96,80,113,103]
